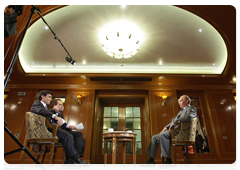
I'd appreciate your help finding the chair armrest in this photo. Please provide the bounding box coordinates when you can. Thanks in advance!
[45,118,59,137]
[170,121,181,140]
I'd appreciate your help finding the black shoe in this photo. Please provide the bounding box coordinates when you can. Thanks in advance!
[139,161,155,167]
[64,158,75,164]
[63,161,84,169]
[79,159,91,168]
[74,158,90,164]
[159,160,173,169]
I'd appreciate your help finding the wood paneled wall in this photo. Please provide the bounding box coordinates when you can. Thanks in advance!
[4,88,236,164]
[148,90,180,163]
[204,90,236,163]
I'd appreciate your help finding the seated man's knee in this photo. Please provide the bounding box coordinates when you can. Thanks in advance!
[151,134,161,144]
[66,132,74,141]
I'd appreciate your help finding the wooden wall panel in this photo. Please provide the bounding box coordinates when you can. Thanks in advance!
[204,90,236,163]
[63,89,95,162]
[4,89,38,163]
[148,90,179,163]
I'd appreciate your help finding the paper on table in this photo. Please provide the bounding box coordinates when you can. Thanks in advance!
[76,123,84,130]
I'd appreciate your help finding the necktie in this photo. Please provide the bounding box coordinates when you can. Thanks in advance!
[44,105,48,110]
[175,108,184,120]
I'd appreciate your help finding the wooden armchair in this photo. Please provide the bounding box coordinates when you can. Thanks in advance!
[170,117,199,164]
[20,112,65,164]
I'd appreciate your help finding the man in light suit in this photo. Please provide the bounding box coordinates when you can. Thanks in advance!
[30,90,89,164]
[145,95,197,164]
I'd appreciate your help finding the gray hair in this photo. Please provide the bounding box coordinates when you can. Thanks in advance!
[182,95,191,104]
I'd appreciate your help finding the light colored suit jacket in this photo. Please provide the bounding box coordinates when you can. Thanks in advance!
[165,105,197,130]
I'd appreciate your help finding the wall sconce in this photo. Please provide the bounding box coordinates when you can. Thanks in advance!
[161,95,167,106]
[77,94,84,106]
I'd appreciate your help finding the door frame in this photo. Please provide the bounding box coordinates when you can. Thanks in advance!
[91,91,150,164]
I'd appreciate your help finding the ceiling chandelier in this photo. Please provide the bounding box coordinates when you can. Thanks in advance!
[99,20,143,59]
[101,31,140,59]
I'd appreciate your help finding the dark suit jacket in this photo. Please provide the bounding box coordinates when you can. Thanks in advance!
[196,134,204,148]
[48,109,68,130]
[30,100,54,118]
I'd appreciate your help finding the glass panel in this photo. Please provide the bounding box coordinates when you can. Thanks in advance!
[126,118,133,130]
[126,142,133,155]
[104,107,111,117]
[103,118,111,129]
[126,107,133,117]
[111,118,118,131]
[134,130,141,141]
[102,142,118,155]
[112,107,118,117]
[133,118,141,129]
[126,142,141,155]
[102,129,108,142]
[133,107,140,117]
[136,142,142,155]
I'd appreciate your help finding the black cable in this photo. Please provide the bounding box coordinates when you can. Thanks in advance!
[4,5,29,61]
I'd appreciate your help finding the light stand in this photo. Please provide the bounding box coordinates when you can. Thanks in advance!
[4,6,41,164]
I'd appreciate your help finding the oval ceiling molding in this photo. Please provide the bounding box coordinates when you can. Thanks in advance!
[19,5,228,74]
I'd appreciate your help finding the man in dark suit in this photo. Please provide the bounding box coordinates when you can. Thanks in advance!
[30,90,89,164]
[196,130,204,153]
[145,95,197,164]
[48,99,86,161]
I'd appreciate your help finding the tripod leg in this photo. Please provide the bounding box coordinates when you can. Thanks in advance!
[18,138,29,169]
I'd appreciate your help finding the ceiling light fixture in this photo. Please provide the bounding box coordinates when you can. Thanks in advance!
[102,31,139,59]
[99,20,143,59]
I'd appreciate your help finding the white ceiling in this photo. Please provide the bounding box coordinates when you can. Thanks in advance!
[19,5,228,74]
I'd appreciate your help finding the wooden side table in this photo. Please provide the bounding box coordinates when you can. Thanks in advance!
[103,131,137,164]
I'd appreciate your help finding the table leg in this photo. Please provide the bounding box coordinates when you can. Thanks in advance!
[132,139,136,164]
[104,140,107,164]
[122,142,126,164]
[112,137,116,164]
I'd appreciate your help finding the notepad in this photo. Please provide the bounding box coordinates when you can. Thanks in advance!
[76,123,84,130]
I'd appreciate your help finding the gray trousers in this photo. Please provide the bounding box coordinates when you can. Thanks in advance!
[146,130,172,159]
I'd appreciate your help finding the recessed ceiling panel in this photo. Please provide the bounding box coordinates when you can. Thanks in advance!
[19,5,228,74]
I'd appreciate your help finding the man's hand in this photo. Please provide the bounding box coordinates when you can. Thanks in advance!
[160,127,167,134]
[54,116,63,126]
[169,123,174,130]
[69,125,77,130]
[53,105,59,112]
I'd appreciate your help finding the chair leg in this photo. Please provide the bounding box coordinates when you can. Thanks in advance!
[172,145,177,164]
[41,146,47,164]
[37,145,42,161]
[20,139,28,164]
[193,144,199,164]
[52,147,58,164]
[49,143,55,164]
[182,146,187,164]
